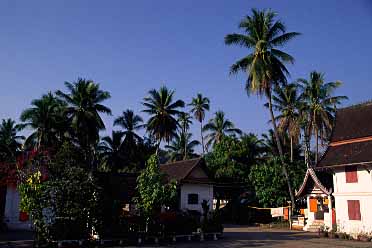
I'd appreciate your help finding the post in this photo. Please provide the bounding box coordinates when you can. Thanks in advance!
[328,195,333,231]
[287,201,292,230]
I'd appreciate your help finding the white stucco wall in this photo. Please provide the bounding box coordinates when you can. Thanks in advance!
[305,194,332,230]
[4,185,31,230]
[180,183,213,212]
[333,166,372,234]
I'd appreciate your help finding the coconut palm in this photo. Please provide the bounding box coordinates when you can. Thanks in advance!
[269,83,302,162]
[0,119,24,161]
[165,132,200,162]
[98,131,125,172]
[177,112,193,159]
[142,86,185,149]
[56,79,111,167]
[298,71,347,164]
[20,92,66,149]
[225,8,300,207]
[114,109,144,145]
[203,111,242,149]
[189,94,210,154]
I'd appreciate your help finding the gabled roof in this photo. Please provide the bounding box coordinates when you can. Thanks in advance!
[296,168,333,197]
[316,102,372,169]
[160,157,212,184]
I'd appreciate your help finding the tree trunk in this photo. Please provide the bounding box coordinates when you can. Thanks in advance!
[290,136,293,163]
[267,93,296,210]
[201,121,205,155]
[315,128,319,164]
[304,128,311,168]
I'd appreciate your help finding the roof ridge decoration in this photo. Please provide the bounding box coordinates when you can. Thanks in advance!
[295,168,332,197]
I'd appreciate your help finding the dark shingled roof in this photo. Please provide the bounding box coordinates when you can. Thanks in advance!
[296,168,333,197]
[332,103,372,142]
[316,102,372,168]
[317,140,372,168]
[160,158,212,184]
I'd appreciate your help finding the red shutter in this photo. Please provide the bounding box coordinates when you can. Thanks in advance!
[345,166,358,183]
[347,200,361,220]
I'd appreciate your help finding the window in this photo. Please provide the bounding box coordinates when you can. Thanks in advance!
[188,194,199,205]
[345,166,358,183]
[347,200,361,220]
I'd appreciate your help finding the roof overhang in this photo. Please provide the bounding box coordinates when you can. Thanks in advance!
[296,168,332,198]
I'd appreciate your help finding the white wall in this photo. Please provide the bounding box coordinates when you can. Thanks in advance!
[333,166,372,234]
[4,185,31,230]
[180,183,213,213]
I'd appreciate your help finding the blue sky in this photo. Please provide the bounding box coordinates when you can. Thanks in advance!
[0,0,371,141]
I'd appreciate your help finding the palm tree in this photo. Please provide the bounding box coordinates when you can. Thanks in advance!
[0,119,24,161]
[269,83,302,162]
[189,94,210,154]
[225,8,300,207]
[298,71,347,164]
[20,92,66,149]
[240,133,265,165]
[98,131,125,172]
[203,111,242,149]
[56,79,111,168]
[165,132,200,162]
[177,112,193,159]
[142,86,185,150]
[114,109,144,145]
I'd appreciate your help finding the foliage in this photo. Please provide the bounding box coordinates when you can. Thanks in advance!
[189,93,210,153]
[135,154,177,219]
[142,86,185,146]
[165,132,200,162]
[205,135,263,184]
[0,118,24,162]
[56,78,112,168]
[20,92,66,150]
[203,111,241,149]
[249,157,306,207]
[98,131,126,172]
[114,109,144,145]
[18,170,49,244]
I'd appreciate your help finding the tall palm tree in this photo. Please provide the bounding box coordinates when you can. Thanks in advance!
[203,111,242,149]
[298,71,347,164]
[56,78,111,168]
[165,132,200,162]
[20,92,66,150]
[142,86,185,150]
[189,94,210,154]
[98,131,125,172]
[269,83,302,162]
[225,8,300,207]
[240,133,265,165]
[114,109,144,145]
[0,119,24,161]
[177,112,193,159]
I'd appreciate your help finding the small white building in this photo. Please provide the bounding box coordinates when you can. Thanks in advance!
[298,103,372,236]
[160,158,214,213]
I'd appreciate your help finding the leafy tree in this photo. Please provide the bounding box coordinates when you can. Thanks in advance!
[142,86,185,149]
[225,8,300,207]
[205,135,262,183]
[0,119,24,161]
[165,132,200,162]
[114,109,144,145]
[189,93,210,154]
[98,131,125,172]
[203,111,241,149]
[298,71,347,164]
[177,112,193,159]
[56,79,111,169]
[135,154,177,221]
[20,92,66,150]
[249,157,306,208]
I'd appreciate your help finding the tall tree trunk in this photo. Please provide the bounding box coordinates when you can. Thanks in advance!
[290,136,293,163]
[315,128,319,164]
[267,93,295,210]
[200,121,205,155]
[304,127,311,168]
